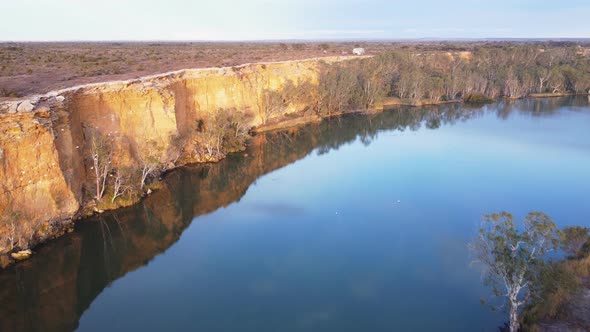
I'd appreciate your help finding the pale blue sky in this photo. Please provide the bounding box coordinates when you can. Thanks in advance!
[1,0,589,41]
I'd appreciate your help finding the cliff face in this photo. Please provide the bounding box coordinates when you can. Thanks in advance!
[0,104,475,331]
[0,56,350,258]
[0,127,328,332]
[0,99,79,241]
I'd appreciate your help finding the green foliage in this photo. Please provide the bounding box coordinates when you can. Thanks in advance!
[561,226,590,258]
[521,232,590,330]
[577,238,590,258]
[470,212,561,332]
[471,213,590,331]
[522,261,580,328]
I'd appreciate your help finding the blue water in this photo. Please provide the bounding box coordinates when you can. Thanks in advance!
[2,98,589,332]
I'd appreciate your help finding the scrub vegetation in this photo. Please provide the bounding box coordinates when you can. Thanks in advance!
[2,43,589,279]
[0,41,381,97]
[313,44,590,113]
[81,107,252,213]
[1,41,588,99]
[248,44,590,126]
[521,225,590,331]
[4,43,589,261]
[471,213,590,332]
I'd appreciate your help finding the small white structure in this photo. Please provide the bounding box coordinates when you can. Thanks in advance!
[352,48,366,56]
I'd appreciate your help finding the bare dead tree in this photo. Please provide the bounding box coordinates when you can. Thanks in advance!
[165,134,184,169]
[243,71,269,124]
[536,67,553,93]
[87,128,113,202]
[111,169,130,203]
[7,218,16,251]
[137,139,163,189]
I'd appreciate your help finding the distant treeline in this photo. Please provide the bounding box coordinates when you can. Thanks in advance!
[309,45,590,114]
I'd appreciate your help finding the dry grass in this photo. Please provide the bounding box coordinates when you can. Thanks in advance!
[0,41,476,98]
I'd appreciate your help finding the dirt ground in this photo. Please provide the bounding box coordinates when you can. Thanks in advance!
[0,41,472,98]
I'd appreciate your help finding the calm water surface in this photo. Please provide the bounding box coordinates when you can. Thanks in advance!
[2,97,590,332]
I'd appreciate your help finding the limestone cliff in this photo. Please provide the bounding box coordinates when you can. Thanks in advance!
[0,126,337,332]
[0,56,355,262]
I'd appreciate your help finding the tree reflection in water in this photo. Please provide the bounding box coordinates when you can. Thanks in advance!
[0,96,583,332]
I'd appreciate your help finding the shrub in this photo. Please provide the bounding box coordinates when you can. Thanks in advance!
[561,226,590,258]
[0,87,22,98]
[463,93,495,104]
[292,43,306,51]
[578,238,590,258]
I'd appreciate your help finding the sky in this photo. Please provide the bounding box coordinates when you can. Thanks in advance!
[1,0,589,41]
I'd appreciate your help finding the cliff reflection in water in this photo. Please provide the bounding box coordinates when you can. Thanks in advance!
[0,97,581,332]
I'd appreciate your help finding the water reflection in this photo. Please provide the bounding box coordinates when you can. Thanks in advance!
[0,97,586,332]
[495,96,590,119]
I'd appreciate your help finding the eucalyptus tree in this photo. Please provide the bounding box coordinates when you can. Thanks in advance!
[86,127,114,202]
[561,226,589,258]
[137,139,163,189]
[470,212,561,332]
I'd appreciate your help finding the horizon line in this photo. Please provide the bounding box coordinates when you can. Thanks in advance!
[1,37,590,43]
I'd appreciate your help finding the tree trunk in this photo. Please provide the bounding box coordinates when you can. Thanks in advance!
[95,175,100,200]
[509,307,519,332]
[509,294,520,332]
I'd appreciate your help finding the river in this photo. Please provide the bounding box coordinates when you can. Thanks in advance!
[2,97,590,331]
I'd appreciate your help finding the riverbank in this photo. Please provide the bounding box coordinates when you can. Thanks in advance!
[2,96,588,332]
[0,81,467,269]
[1,48,589,269]
[529,92,589,98]
[0,92,569,269]
[0,104,392,268]
[525,251,590,331]
[0,56,347,267]
[2,90,587,271]
[0,104,495,331]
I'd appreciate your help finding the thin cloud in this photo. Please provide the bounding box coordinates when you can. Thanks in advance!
[0,0,588,40]
[304,29,386,35]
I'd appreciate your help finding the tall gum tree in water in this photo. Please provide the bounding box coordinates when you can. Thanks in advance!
[470,212,561,332]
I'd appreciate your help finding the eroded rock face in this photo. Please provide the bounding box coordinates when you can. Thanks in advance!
[0,56,349,258]
[0,123,331,332]
[0,101,79,254]
[0,104,460,332]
